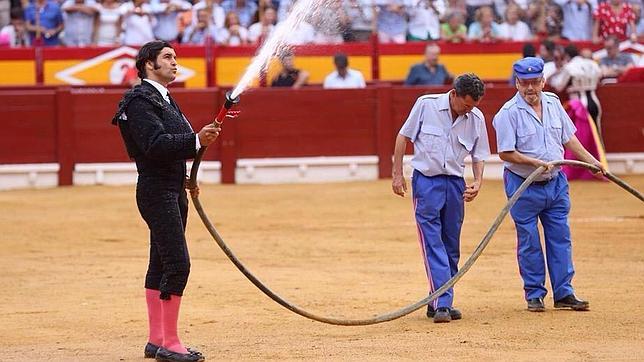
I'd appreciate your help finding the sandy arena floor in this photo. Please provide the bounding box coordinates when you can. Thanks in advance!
[0,176,643,361]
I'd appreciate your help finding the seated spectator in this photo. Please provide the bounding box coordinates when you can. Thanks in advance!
[407,0,440,41]
[120,0,155,46]
[61,0,97,47]
[376,0,407,44]
[404,43,451,86]
[278,19,315,45]
[0,0,8,28]
[271,51,309,89]
[151,0,192,42]
[277,0,292,22]
[323,53,366,89]
[558,0,593,41]
[222,0,256,28]
[440,10,466,42]
[464,0,495,27]
[498,3,531,41]
[342,0,375,42]
[25,0,64,46]
[600,35,634,79]
[311,0,346,44]
[438,0,466,22]
[467,5,500,42]
[0,7,30,47]
[593,0,638,43]
[634,2,644,38]
[182,8,215,44]
[248,5,275,44]
[215,10,248,45]
[526,0,547,37]
[93,0,122,46]
[192,0,225,29]
[544,2,563,41]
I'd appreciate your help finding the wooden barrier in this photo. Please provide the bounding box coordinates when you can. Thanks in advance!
[0,84,642,185]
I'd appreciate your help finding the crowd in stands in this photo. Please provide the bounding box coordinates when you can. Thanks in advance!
[0,0,643,48]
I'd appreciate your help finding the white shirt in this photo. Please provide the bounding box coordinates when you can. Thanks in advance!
[278,20,315,45]
[323,68,366,89]
[248,21,273,43]
[498,21,532,41]
[120,2,156,46]
[408,1,441,40]
[192,0,225,28]
[143,79,201,150]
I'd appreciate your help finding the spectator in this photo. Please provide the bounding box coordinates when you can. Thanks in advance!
[464,0,495,26]
[271,50,309,88]
[278,18,315,45]
[311,0,347,44]
[441,10,467,42]
[0,0,9,28]
[61,0,97,47]
[557,0,593,41]
[599,35,634,79]
[277,0,292,22]
[215,10,248,45]
[323,53,366,89]
[593,0,637,43]
[439,0,467,22]
[0,7,30,46]
[182,8,215,44]
[376,0,407,44]
[407,0,441,41]
[120,0,155,46]
[526,0,547,37]
[634,2,644,38]
[498,3,532,41]
[404,43,451,86]
[248,5,275,44]
[222,0,257,28]
[25,0,64,46]
[342,0,375,42]
[151,0,191,42]
[467,5,500,42]
[93,0,122,46]
[192,0,225,29]
[544,2,563,40]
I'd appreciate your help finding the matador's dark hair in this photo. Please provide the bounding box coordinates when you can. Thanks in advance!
[135,40,173,80]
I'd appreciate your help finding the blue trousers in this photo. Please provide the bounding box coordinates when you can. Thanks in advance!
[412,170,465,309]
[504,170,575,301]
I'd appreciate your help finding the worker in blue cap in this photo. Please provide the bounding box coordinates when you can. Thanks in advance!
[492,57,606,312]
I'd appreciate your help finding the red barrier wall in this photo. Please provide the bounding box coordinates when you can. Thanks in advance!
[0,91,57,163]
[1,84,642,184]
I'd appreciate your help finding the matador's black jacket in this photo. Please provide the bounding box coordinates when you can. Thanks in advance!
[112,80,197,300]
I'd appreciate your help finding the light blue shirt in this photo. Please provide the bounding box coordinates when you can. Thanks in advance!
[399,92,490,178]
[493,92,577,181]
[151,0,192,42]
[559,0,593,41]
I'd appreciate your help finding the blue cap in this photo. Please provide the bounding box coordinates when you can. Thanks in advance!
[513,57,544,79]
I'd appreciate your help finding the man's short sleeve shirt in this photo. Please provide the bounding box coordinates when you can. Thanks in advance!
[399,92,490,177]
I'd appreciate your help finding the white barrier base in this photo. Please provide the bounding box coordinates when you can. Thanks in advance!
[0,163,59,190]
[1,153,643,190]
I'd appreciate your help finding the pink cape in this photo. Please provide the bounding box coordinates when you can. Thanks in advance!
[563,100,607,181]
